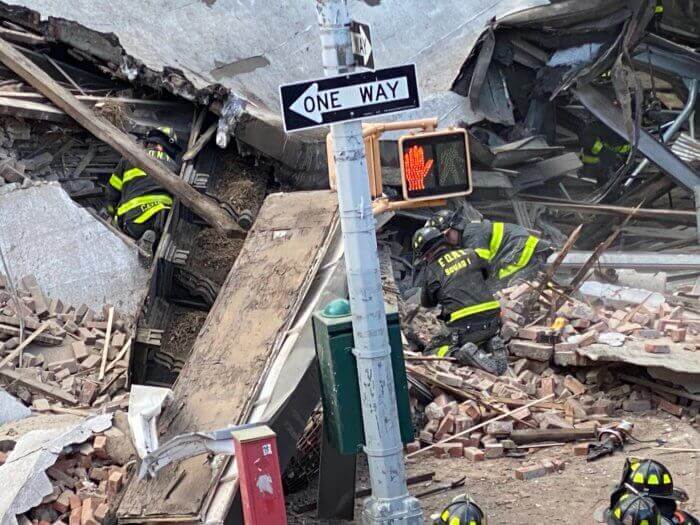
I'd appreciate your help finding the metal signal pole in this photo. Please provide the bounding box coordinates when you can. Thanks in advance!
[315,1,422,523]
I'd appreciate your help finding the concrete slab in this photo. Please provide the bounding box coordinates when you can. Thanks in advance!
[0,182,148,316]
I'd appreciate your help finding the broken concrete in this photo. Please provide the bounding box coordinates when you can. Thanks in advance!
[0,182,148,315]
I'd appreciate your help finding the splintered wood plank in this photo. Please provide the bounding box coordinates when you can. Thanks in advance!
[119,190,338,521]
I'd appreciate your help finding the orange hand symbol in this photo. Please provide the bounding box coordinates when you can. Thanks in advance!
[403,145,434,191]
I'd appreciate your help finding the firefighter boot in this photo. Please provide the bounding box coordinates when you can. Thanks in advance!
[454,342,502,375]
[487,335,508,375]
[137,230,156,260]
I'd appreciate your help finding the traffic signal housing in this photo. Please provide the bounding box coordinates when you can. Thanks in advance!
[398,128,472,202]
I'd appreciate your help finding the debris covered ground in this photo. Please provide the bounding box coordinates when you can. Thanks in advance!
[0,1,698,524]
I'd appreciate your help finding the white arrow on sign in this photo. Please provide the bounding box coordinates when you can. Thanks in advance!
[289,76,409,123]
[352,24,372,65]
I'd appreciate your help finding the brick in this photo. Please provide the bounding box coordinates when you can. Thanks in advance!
[93,435,109,460]
[515,464,548,480]
[623,399,652,412]
[406,441,421,454]
[54,368,72,381]
[32,398,51,411]
[0,451,7,465]
[570,318,590,330]
[93,504,109,524]
[563,375,586,396]
[572,443,589,456]
[517,326,549,341]
[486,420,513,437]
[568,331,598,348]
[453,436,480,448]
[553,349,591,367]
[616,323,642,335]
[81,501,98,525]
[424,402,443,421]
[69,494,81,511]
[538,377,556,397]
[500,321,519,341]
[110,332,126,349]
[540,412,573,430]
[69,509,81,525]
[418,430,434,443]
[71,341,89,361]
[463,447,485,462]
[590,399,614,416]
[53,491,73,513]
[483,443,504,458]
[435,372,463,388]
[80,381,99,406]
[446,443,463,458]
[644,342,670,354]
[564,399,587,419]
[453,415,474,433]
[460,401,481,420]
[509,340,553,362]
[667,327,687,343]
[49,358,78,373]
[503,309,526,325]
[656,397,683,417]
[79,354,101,370]
[434,415,455,441]
[423,419,439,434]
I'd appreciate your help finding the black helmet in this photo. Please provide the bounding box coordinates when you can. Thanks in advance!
[426,209,458,232]
[433,496,486,525]
[620,458,688,502]
[146,126,182,157]
[413,226,443,259]
[607,492,663,525]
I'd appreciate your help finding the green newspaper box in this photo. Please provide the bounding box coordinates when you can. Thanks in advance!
[312,299,414,454]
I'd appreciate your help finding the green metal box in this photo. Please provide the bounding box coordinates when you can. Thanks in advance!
[312,300,414,455]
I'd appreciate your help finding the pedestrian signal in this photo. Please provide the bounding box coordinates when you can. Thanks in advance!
[398,129,472,202]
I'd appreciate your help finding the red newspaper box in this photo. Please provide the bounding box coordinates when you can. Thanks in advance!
[232,425,287,525]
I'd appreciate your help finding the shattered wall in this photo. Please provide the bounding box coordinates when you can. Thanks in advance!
[0,0,548,182]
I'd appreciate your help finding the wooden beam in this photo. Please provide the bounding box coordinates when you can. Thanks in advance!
[0,321,49,368]
[0,36,242,235]
[0,368,78,404]
[98,307,114,381]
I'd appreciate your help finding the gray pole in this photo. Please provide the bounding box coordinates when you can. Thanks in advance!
[315,1,422,523]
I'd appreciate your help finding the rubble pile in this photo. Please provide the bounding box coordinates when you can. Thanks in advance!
[0,412,137,525]
[0,273,132,412]
[403,280,700,466]
[498,281,700,365]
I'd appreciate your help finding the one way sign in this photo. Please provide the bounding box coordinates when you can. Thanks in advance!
[280,64,419,132]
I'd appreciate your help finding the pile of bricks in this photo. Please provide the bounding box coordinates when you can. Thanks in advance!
[499,282,699,368]
[0,273,132,412]
[1,429,130,525]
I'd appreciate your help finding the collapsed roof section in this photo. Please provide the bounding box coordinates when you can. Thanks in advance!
[0,0,548,184]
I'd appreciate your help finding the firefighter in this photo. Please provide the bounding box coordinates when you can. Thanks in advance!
[433,495,487,525]
[610,458,694,523]
[579,120,631,183]
[106,126,182,255]
[427,210,551,288]
[413,226,507,375]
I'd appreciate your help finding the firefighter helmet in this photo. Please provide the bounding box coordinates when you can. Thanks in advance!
[607,492,662,525]
[620,458,688,502]
[413,226,444,259]
[146,126,182,157]
[426,209,458,232]
[433,495,486,525]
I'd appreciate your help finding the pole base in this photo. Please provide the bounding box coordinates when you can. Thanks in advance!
[361,495,423,524]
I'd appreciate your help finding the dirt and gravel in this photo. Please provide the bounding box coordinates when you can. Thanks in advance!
[287,413,699,524]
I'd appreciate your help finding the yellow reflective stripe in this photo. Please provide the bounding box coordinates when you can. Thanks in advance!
[614,508,622,519]
[633,472,645,483]
[449,301,501,323]
[640,520,649,525]
[436,345,451,357]
[591,139,604,155]
[663,473,671,484]
[116,194,173,216]
[449,517,460,525]
[654,4,663,13]
[647,474,660,485]
[475,248,490,260]
[109,173,123,191]
[498,236,539,280]
[488,222,504,262]
[133,203,170,224]
[580,153,600,164]
[441,511,451,521]
[123,167,148,183]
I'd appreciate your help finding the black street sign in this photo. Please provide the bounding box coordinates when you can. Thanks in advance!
[279,64,419,132]
[350,20,374,69]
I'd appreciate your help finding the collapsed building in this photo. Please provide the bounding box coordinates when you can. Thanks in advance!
[0,0,698,524]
